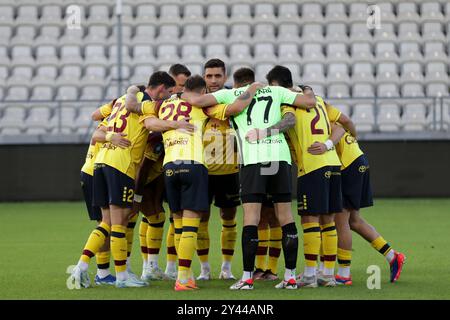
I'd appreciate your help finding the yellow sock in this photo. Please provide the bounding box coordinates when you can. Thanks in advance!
[196,221,209,263]
[178,217,201,282]
[80,222,110,264]
[126,214,138,258]
[337,248,352,268]
[146,212,165,259]
[255,228,269,271]
[302,222,321,268]
[221,218,237,263]
[96,251,110,270]
[139,217,149,263]
[111,225,127,274]
[371,236,393,256]
[267,226,282,274]
[166,218,177,263]
[173,217,183,253]
[321,223,338,272]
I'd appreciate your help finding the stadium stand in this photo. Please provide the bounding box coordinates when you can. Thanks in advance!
[0,0,449,139]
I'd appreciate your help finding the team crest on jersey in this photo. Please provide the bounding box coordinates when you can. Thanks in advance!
[324,171,332,179]
[359,165,368,173]
[166,169,174,177]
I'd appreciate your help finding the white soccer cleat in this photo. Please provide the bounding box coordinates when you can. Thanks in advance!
[296,274,318,288]
[317,275,337,287]
[219,269,236,280]
[164,270,177,280]
[66,265,90,289]
[275,279,298,290]
[229,279,254,290]
[142,266,167,281]
[196,269,212,280]
[116,277,148,288]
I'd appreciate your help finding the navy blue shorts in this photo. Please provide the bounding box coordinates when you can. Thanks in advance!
[341,155,374,210]
[208,173,241,209]
[93,164,135,208]
[297,166,343,215]
[80,171,102,221]
[164,161,209,213]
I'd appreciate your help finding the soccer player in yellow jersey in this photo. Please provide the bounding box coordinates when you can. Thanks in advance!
[130,75,262,290]
[169,64,191,94]
[320,104,406,285]
[262,66,344,288]
[67,72,175,289]
[198,59,241,280]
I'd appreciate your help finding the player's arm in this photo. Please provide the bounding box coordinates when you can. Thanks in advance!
[291,89,316,109]
[91,100,115,121]
[224,82,264,117]
[91,126,131,149]
[143,117,195,134]
[125,85,144,115]
[245,112,296,142]
[181,92,218,108]
[336,112,357,138]
[307,123,346,155]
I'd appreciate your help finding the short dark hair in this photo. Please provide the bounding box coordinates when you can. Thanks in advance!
[204,59,226,73]
[266,65,293,88]
[184,75,206,93]
[148,71,176,88]
[169,64,191,77]
[233,68,255,87]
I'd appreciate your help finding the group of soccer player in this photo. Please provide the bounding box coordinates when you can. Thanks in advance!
[67,58,406,291]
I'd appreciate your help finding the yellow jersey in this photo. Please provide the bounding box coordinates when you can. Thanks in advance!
[203,118,239,175]
[81,107,112,176]
[95,91,151,179]
[140,96,229,167]
[326,103,364,169]
[282,95,341,177]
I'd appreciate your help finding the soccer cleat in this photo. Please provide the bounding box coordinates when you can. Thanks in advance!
[253,268,265,280]
[116,277,148,288]
[196,269,212,280]
[164,270,177,280]
[296,274,318,288]
[95,274,116,286]
[230,279,254,290]
[66,265,90,289]
[142,266,167,281]
[262,270,279,281]
[317,275,337,287]
[390,252,406,283]
[174,279,199,291]
[275,278,297,289]
[219,269,236,280]
[335,275,353,286]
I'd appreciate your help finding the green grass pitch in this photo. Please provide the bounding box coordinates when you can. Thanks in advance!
[0,199,449,300]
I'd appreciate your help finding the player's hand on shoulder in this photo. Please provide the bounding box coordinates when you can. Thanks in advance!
[307,141,327,155]
[111,132,132,149]
[176,117,196,134]
[127,85,140,94]
[250,82,265,91]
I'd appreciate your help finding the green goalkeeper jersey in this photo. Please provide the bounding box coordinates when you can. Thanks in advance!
[212,85,298,166]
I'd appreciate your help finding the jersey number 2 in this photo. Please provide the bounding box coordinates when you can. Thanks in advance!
[309,105,330,135]
[161,102,192,121]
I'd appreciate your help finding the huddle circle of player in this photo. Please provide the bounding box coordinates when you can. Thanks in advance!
[68,60,406,291]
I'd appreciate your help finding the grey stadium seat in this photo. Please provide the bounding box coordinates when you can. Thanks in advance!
[352,104,375,132]
[397,2,420,23]
[228,23,252,44]
[253,43,277,64]
[7,66,33,87]
[181,44,204,64]
[32,66,58,86]
[16,5,39,24]
[25,107,52,129]
[0,107,27,130]
[109,24,134,45]
[0,26,12,44]
[422,22,446,42]
[156,44,180,64]
[230,4,252,23]
[29,85,54,102]
[326,43,350,64]
[60,45,84,66]
[324,23,348,43]
[426,83,449,97]
[57,65,83,86]
[377,83,400,98]
[84,45,109,66]
[206,4,228,24]
[351,43,374,63]
[324,2,348,23]
[376,63,400,84]
[160,4,181,21]
[0,5,14,26]
[301,63,326,84]
[180,24,204,45]
[155,25,180,45]
[129,65,155,85]
[135,4,157,23]
[399,42,423,63]
[278,2,300,22]
[254,3,276,23]
[402,103,427,131]
[301,3,323,23]
[35,45,59,66]
[11,45,34,66]
[352,83,375,98]
[11,26,37,46]
[301,23,324,43]
[327,84,350,98]
[352,63,375,83]
[377,103,401,132]
[55,86,79,101]
[109,45,132,65]
[81,65,108,86]
[205,24,228,44]
[425,62,449,83]
[183,4,204,23]
[400,62,424,84]
[349,23,373,43]
[40,5,63,26]
[424,42,448,63]
[301,43,325,63]
[373,23,396,43]
[80,86,104,100]
[229,44,253,65]
[87,5,110,25]
[205,44,228,62]
[327,63,350,84]
[397,22,421,43]
[132,45,156,65]
[84,25,110,45]
[35,26,61,46]
[133,25,156,45]
[255,63,275,82]
[253,24,276,44]
[277,43,301,64]
[401,83,425,98]
[277,23,300,43]
[348,3,368,23]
